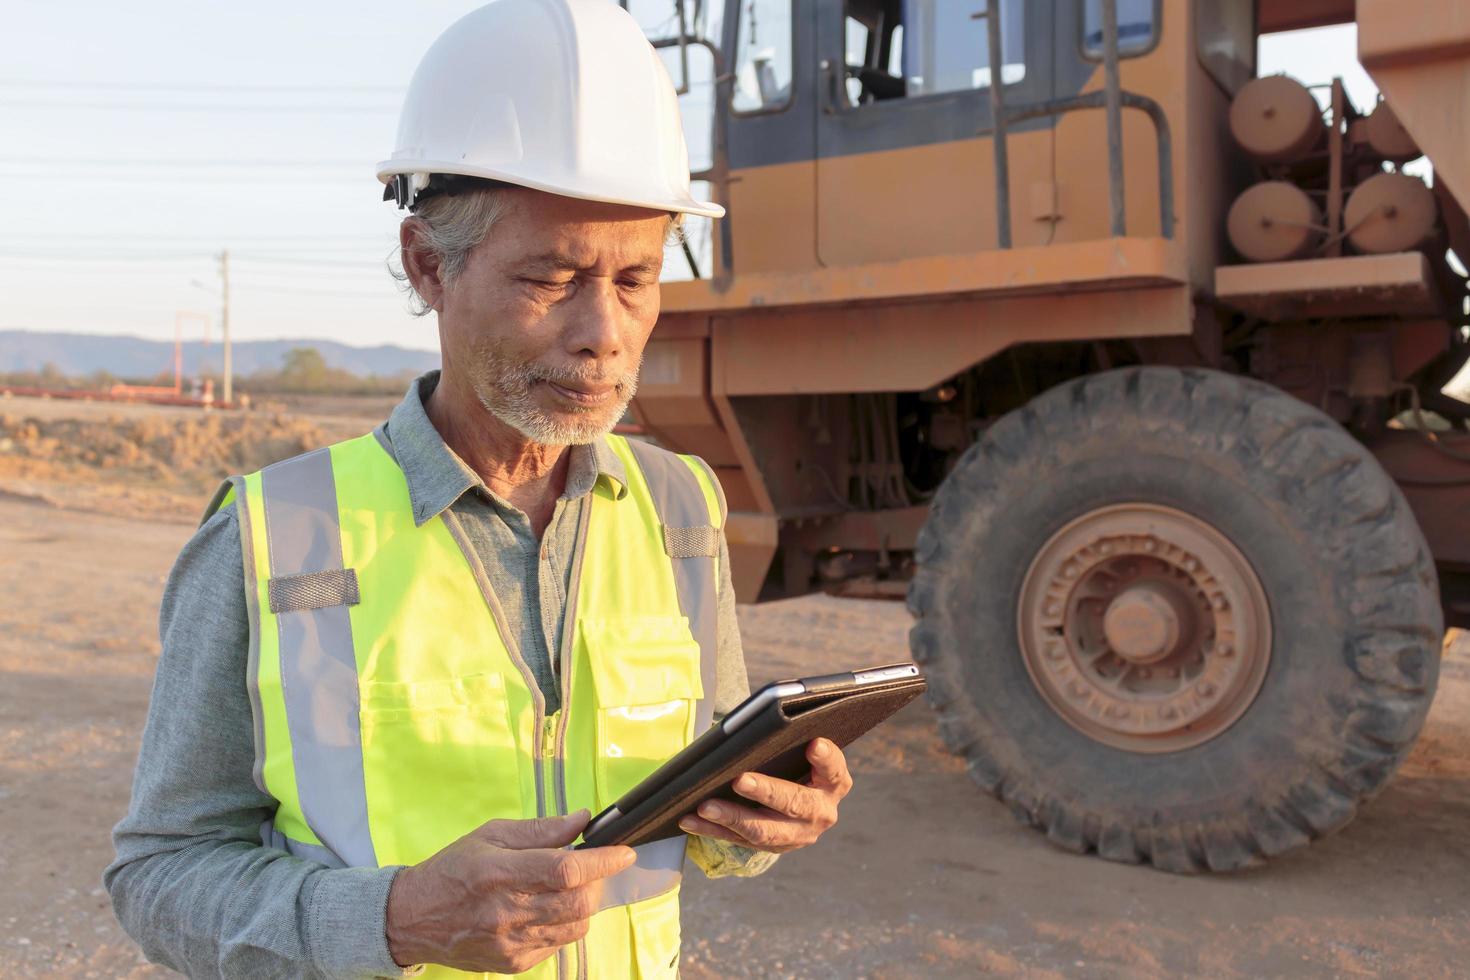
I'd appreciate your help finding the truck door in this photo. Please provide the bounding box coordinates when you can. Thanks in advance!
[813,0,1057,266]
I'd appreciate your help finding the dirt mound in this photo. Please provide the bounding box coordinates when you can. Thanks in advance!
[0,410,354,521]
[0,411,328,481]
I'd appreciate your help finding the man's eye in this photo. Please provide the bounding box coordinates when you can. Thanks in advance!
[532,279,572,291]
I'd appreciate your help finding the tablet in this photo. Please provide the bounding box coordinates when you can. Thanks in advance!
[577,663,926,849]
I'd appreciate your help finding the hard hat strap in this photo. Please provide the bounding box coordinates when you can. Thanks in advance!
[384,173,517,212]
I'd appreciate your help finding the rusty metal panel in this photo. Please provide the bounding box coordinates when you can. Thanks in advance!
[1214,252,1441,319]
[1258,0,1355,34]
[784,506,930,553]
[662,235,1188,314]
[1365,430,1470,566]
[632,336,731,467]
[638,337,706,397]
[1393,319,1454,380]
[713,285,1192,396]
[1359,0,1470,215]
[1358,0,1470,63]
[647,314,710,339]
[723,513,779,603]
[814,124,1057,264]
[724,159,821,277]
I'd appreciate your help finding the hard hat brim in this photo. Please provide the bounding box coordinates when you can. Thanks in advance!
[375,161,725,219]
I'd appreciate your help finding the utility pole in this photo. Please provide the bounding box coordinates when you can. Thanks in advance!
[219,249,232,406]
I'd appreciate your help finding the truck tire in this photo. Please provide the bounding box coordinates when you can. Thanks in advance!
[907,367,1443,872]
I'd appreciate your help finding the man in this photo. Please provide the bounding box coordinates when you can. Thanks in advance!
[106,1,854,977]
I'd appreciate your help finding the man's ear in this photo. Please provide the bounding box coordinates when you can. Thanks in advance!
[400,218,446,313]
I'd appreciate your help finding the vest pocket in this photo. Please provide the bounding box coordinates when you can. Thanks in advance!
[629,887,683,979]
[358,671,523,867]
[581,616,704,807]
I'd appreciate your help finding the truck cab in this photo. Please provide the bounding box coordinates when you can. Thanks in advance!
[626,0,1470,872]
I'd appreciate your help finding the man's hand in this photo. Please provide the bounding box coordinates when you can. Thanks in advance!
[676,737,853,854]
[384,809,634,974]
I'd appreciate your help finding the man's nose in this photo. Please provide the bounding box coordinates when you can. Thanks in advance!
[563,279,624,359]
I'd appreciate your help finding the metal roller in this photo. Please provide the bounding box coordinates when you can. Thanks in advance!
[1229,75,1325,164]
[1227,181,1323,262]
[1344,172,1438,254]
[1360,102,1421,162]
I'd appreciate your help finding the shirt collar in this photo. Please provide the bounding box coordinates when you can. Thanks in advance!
[381,370,628,527]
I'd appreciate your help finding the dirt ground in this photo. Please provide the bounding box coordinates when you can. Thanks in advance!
[2,398,1468,978]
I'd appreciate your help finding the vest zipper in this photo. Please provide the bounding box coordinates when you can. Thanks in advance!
[558,502,593,980]
[541,713,568,980]
[540,713,559,818]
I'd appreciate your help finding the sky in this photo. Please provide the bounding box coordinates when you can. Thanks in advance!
[0,2,1397,355]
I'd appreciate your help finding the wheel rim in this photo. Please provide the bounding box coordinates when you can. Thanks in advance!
[1016,503,1273,753]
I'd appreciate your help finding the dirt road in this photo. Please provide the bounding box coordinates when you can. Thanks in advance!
[2,491,1468,977]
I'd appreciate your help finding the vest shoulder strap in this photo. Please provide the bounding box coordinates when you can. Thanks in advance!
[612,437,725,559]
[201,477,238,527]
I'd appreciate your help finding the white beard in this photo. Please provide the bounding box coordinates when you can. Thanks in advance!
[471,345,641,447]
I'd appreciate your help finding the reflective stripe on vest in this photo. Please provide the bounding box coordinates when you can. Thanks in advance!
[220,430,721,978]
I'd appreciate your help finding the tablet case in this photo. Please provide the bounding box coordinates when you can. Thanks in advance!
[579,673,926,849]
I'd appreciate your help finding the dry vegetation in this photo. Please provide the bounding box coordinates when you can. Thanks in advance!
[1,395,1467,978]
[0,401,370,521]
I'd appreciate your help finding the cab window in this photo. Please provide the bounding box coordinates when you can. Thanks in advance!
[842,0,1026,107]
[1082,0,1159,59]
[733,0,794,113]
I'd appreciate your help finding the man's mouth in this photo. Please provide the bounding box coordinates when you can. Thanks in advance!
[544,379,617,406]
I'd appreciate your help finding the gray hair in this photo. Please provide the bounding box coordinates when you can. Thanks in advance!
[389,187,688,317]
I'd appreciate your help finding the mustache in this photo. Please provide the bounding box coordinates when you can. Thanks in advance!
[517,357,642,390]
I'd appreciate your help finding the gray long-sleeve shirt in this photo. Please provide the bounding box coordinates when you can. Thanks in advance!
[106,373,767,979]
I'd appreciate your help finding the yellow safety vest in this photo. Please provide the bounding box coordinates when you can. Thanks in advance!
[210,430,726,979]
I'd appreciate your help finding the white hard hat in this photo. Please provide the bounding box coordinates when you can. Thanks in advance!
[378,0,723,218]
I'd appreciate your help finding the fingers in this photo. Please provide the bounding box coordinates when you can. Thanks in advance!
[682,798,814,853]
[676,814,755,848]
[805,739,854,799]
[673,743,853,854]
[475,809,591,850]
[521,844,636,893]
[730,772,822,821]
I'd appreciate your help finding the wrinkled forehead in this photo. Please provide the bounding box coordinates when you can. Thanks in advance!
[495,189,672,270]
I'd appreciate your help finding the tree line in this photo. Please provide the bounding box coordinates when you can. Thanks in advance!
[0,347,419,397]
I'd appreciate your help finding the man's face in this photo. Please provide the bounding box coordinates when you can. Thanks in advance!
[437,189,668,445]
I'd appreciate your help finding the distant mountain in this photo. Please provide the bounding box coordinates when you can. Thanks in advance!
[0,329,439,379]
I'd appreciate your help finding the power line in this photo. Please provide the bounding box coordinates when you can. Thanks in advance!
[0,100,398,113]
[1,252,391,276]
[0,248,394,259]
[231,284,401,299]
[0,157,365,168]
[0,170,373,184]
[231,254,392,269]
[0,249,214,262]
[0,79,404,94]
[9,233,396,242]
[0,237,391,249]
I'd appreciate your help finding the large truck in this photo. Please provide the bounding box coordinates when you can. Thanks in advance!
[626,0,1470,871]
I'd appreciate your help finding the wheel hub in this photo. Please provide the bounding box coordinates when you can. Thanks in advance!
[1017,503,1272,753]
[1102,582,1186,664]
